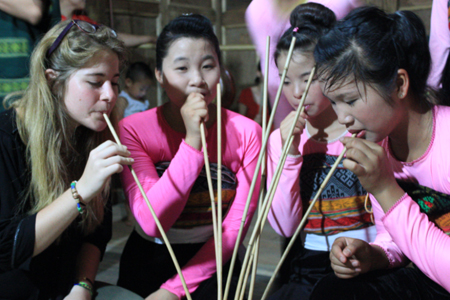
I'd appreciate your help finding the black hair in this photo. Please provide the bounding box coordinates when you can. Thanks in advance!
[314,6,432,107]
[274,3,336,64]
[156,14,221,71]
[438,53,450,106]
[125,62,153,82]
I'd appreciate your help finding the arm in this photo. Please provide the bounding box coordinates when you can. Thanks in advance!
[160,122,262,299]
[266,128,303,237]
[0,0,45,25]
[381,193,450,292]
[428,0,449,88]
[117,32,157,48]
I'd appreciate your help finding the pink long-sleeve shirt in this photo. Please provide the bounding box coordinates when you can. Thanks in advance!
[428,0,450,88]
[371,105,450,292]
[119,107,261,298]
[267,127,375,251]
[245,0,364,129]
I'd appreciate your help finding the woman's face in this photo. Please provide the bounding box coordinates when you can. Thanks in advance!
[320,79,401,142]
[277,51,329,118]
[155,37,221,108]
[63,50,120,132]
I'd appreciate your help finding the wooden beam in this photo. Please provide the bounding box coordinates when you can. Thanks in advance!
[222,8,246,27]
[109,0,159,17]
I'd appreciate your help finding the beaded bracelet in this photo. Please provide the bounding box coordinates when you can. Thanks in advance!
[75,281,93,296]
[70,181,86,215]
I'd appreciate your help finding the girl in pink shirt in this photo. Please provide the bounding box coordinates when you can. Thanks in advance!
[266,3,375,299]
[117,14,261,300]
[310,6,450,299]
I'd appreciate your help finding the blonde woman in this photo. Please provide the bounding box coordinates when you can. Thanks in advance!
[0,20,135,299]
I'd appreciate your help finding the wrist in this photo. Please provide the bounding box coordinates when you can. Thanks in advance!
[70,284,92,299]
[369,244,390,271]
[185,134,201,150]
[371,181,404,213]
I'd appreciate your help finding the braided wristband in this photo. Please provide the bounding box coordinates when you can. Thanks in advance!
[70,181,85,215]
[75,281,93,296]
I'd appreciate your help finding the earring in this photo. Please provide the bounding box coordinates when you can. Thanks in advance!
[398,92,404,98]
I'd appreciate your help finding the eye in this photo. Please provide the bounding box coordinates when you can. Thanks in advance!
[88,81,103,88]
[176,67,187,71]
[328,99,336,105]
[203,64,214,69]
[346,99,357,107]
[283,81,290,86]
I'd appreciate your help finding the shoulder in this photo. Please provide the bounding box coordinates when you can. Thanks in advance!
[120,107,158,127]
[223,109,262,135]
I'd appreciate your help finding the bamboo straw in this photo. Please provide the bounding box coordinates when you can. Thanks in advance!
[224,36,297,300]
[199,121,221,287]
[260,133,357,300]
[234,67,315,300]
[248,36,271,300]
[217,83,223,300]
[103,114,192,300]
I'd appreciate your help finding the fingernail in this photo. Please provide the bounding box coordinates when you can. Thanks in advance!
[344,249,352,256]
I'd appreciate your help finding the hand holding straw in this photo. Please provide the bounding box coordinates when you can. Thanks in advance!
[103,113,192,300]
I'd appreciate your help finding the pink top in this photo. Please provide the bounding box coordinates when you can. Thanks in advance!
[371,105,450,292]
[428,0,450,88]
[245,0,364,128]
[267,127,373,248]
[119,107,262,298]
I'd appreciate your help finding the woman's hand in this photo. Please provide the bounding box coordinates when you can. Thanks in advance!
[145,288,179,300]
[63,284,91,300]
[340,136,404,212]
[279,111,307,155]
[76,140,134,203]
[180,92,209,150]
[329,237,375,279]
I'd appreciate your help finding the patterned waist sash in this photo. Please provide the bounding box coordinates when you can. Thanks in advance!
[155,162,237,229]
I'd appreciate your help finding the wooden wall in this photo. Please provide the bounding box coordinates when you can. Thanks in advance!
[85,0,432,109]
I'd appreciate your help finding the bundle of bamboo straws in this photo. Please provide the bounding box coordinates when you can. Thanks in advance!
[103,36,354,300]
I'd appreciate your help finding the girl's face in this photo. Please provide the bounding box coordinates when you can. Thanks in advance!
[321,79,401,142]
[63,50,120,131]
[277,51,329,118]
[155,37,221,107]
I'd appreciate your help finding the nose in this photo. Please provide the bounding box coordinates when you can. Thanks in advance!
[190,69,206,87]
[293,83,304,99]
[102,81,117,103]
[335,106,354,126]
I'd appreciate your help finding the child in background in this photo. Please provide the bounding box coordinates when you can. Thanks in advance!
[119,62,153,118]
[117,14,261,300]
[310,6,450,299]
[266,3,375,299]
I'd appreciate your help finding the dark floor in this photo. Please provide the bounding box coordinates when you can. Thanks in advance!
[96,203,284,299]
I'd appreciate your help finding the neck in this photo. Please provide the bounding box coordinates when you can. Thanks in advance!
[60,1,76,18]
[388,101,433,162]
[162,101,217,133]
[306,105,346,142]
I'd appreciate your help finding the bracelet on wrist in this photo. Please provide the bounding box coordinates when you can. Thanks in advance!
[75,281,93,296]
[70,180,86,215]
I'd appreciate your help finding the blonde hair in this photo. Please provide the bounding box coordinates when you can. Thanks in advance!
[5,20,127,234]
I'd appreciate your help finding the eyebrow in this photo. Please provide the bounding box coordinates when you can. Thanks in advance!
[86,73,120,78]
[173,54,216,63]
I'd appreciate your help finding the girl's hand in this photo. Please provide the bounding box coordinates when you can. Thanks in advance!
[145,288,179,300]
[76,140,134,203]
[329,237,374,279]
[280,111,307,155]
[180,92,209,150]
[340,136,404,212]
[64,284,91,300]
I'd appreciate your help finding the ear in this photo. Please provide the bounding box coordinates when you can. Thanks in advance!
[124,78,133,88]
[45,69,58,84]
[396,69,409,99]
[155,68,163,85]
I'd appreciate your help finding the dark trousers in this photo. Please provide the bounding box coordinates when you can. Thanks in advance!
[310,267,450,300]
[117,229,241,299]
[268,247,332,300]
